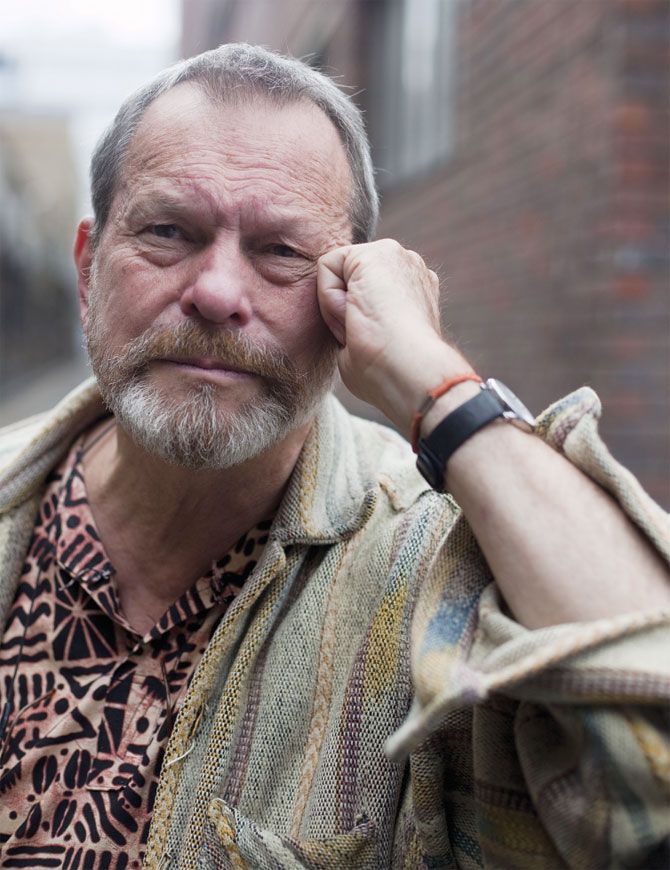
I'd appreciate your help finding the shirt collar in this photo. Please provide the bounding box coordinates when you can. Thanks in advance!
[270,395,380,546]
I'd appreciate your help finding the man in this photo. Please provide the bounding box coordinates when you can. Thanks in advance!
[0,43,667,869]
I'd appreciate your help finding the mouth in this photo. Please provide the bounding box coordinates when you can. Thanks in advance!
[156,357,255,380]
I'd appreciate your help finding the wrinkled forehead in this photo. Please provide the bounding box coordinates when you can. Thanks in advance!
[117,83,353,223]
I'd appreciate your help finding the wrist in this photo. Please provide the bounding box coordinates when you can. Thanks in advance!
[376,339,477,438]
[421,380,482,437]
[414,378,537,492]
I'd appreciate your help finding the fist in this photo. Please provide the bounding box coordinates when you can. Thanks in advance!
[317,239,471,434]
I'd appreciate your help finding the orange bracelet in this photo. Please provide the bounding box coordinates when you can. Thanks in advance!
[410,373,483,453]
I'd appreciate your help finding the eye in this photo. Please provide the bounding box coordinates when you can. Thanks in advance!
[266,243,301,258]
[148,224,185,240]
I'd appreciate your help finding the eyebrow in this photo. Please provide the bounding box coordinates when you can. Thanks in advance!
[122,188,316,236]
[122,192,202,225]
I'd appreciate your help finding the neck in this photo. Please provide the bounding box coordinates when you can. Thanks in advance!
[82,416,311,623]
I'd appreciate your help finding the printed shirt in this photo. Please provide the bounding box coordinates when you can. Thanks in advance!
[0,430,271,870]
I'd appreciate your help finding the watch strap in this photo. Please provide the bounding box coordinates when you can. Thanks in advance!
[416,388,504,491]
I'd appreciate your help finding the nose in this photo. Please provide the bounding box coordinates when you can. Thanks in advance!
[179,235,253,325]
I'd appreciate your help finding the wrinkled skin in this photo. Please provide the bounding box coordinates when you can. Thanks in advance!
[80,88,357,433]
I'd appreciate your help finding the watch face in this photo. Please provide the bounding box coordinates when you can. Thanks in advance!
[486,379,536,429]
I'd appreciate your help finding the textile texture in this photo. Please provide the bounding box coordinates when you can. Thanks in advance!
[0,379,668,869]
[0,431,270,867]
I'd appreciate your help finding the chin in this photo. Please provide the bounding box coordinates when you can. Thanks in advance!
[105,378,310,470]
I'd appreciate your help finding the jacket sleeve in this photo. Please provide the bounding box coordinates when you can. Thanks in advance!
[386,388,670,868]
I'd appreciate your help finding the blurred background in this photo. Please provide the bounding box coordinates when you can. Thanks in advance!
[0,0,668,505]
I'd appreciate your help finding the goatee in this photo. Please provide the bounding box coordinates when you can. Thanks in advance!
[85,306,337,470]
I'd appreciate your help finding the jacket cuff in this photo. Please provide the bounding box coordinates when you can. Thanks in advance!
[386,582,670,760]
[535,386,670,562]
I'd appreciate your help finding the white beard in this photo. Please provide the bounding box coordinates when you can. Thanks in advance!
[110,378,321,470]
[85,278,337,470]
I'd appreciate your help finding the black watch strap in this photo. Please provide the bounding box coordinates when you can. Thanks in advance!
[416,388,504,492]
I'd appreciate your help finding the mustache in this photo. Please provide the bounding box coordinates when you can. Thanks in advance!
[111,322,300,383]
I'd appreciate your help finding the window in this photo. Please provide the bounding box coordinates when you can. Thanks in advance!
[367,0,459,188]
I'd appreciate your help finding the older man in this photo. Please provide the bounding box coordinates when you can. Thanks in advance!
[0,44,668,869]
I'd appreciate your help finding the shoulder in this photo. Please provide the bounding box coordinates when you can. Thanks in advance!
[0,412,51,471]
[0,379,106,511]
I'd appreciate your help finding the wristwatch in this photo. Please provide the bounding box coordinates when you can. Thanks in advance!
[416,378,536,492]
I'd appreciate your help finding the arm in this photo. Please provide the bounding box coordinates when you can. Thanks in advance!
[317,239,670,629]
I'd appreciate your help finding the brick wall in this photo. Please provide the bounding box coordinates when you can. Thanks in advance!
[180,0,669,504]
[377,0,669,505]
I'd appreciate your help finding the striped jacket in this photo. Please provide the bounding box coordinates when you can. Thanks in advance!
[0,379,668,869]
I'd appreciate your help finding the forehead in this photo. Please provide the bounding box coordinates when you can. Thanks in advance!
[117,84,352,232]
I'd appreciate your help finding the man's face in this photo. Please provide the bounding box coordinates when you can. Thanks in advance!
[82,85,353,468]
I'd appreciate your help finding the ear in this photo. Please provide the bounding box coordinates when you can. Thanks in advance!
[74,217,95,329]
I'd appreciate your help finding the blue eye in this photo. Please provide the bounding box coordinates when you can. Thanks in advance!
[150,224,183,240]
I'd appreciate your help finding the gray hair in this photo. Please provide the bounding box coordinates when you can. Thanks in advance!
[89,43,378,247]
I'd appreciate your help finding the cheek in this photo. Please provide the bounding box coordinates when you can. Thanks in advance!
[101,252,179,333]
[261,282,330,360]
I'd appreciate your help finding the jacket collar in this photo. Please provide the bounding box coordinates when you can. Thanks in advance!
[0,379,378,544]
[271,394,379,546]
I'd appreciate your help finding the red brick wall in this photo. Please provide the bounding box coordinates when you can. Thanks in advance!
[377,0,669,505]
[180,0,668,503]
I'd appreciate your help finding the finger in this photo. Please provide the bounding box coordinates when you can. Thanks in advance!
[317,248,351,346]
[318,283,347,346]
[317,246,355,287]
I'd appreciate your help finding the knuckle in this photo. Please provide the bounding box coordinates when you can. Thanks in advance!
[377,238,403,253]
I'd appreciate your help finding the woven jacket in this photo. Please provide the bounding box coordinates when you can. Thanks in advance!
[0,379,668,869]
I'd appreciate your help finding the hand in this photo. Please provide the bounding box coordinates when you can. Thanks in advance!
[317,239,475,436]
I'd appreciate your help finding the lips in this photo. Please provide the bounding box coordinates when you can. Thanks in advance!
[162,357,253,375]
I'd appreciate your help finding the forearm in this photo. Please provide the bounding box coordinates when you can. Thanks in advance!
[440,404,670,628]
[381,338,670,629]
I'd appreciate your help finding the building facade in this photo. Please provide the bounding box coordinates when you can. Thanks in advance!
[181,0,670,505]
[0,108,79,401]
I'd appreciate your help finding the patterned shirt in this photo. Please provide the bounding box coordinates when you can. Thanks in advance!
[0,430,270,869]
